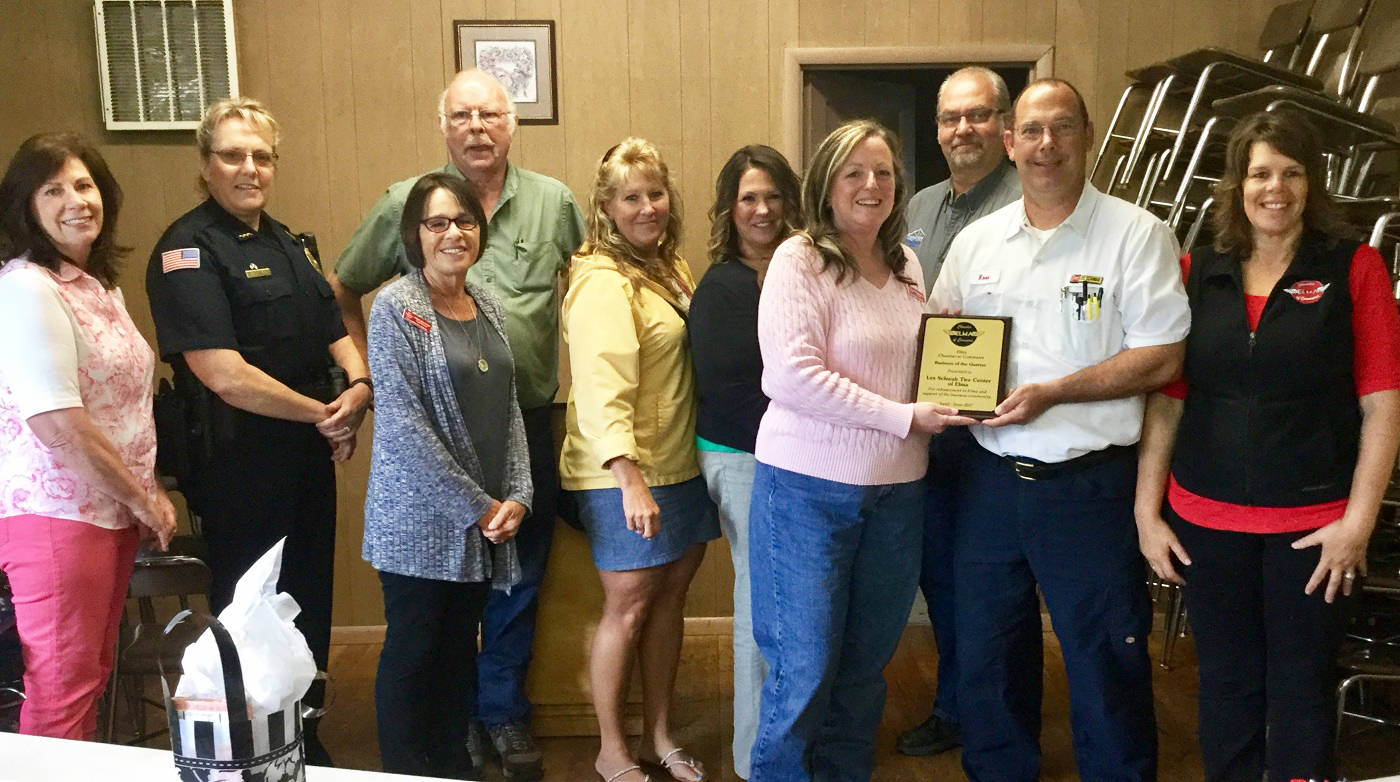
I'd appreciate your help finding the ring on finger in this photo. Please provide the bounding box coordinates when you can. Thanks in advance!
[1343,572,1356,581]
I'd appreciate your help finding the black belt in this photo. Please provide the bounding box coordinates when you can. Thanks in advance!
[999,444,1135,481]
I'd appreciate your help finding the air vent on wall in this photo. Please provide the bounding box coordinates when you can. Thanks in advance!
[93,0,238,130]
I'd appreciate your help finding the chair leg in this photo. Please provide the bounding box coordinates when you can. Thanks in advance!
[1160,584,1186,670]
[121,673,144,741]
[1182,197,1214,251]
[1336,674,1355,748]
[103,642,121,743]
[1166,116,1219,229]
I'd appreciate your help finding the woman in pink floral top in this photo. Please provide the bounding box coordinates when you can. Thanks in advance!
[0,133,175,739]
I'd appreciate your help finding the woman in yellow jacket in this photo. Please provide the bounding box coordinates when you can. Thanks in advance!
[561,138,718,782]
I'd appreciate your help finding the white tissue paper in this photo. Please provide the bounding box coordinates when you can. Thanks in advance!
[174,537,317,717]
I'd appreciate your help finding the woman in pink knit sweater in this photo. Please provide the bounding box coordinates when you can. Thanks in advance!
[746,120,974,780]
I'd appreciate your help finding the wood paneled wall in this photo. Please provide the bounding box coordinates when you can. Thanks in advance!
[0,0,1274,626]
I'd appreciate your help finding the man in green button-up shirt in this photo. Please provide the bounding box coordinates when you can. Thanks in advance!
[330,68,583,779]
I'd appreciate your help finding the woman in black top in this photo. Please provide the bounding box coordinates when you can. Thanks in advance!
[689,144,801,779]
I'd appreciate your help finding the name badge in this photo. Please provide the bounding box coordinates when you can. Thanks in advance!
[244,265,271,279]
[403,309,433,332]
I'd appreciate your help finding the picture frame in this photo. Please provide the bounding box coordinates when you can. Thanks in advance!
[453,19,559,125]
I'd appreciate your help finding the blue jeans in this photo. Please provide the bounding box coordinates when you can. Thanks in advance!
[917,428,972,725]
[698,449,764,779]
[748,462,924,782]
[475,404,557,726]
[955,442,1156,782]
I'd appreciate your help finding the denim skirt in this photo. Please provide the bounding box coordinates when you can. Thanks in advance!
[573,475,719,571]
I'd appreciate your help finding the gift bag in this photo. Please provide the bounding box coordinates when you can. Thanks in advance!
[159,609,306,782]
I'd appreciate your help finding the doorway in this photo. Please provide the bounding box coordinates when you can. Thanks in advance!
[780,44,1054,189]
[803,64,1031,192]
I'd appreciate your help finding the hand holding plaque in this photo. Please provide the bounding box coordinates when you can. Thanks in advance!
[914,314,1011,419]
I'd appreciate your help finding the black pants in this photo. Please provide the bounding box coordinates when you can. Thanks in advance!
[1168,506,1351,782]
[376,570,489,777]
[187,415,336,671]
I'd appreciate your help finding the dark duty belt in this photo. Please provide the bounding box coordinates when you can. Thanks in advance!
[1000,444,1135,481]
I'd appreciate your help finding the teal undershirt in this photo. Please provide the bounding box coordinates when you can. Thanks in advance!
[695,435,745,454]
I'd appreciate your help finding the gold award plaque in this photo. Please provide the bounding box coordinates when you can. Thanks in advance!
[914,314,1011,419]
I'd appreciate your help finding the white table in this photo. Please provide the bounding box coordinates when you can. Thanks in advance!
[0,733,473,781]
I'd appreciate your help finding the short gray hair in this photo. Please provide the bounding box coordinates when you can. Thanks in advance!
[937,66,1011,115]
[437,68,518,135]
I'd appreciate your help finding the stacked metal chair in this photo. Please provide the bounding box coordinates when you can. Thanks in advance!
[1335,493,1400,757]
[1165,1,1400,251]
[103,553,212,744]
[1090,0,1400,253]
[1091,0,1329,209]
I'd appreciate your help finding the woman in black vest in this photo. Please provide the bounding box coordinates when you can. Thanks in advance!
[1134,111,1400,782]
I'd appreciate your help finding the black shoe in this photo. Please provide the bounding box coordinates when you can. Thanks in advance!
[485,720,544,781]
[465,721,489,771]
[896,713,961,756]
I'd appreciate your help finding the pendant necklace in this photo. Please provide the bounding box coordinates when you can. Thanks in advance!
[443,290,490,373]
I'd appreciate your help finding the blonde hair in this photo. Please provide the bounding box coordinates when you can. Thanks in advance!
[579,137,685,290]
[196,96,280,158]
[194,97,280,195]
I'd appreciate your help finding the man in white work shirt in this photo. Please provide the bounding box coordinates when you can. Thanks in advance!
[928,78,1189,782]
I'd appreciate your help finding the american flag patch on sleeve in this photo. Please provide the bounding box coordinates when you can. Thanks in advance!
[161,247,201,272]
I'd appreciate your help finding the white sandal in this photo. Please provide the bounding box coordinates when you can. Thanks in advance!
[603,764,652,782]
[654,748,705,782]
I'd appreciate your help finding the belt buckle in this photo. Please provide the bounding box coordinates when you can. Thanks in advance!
[1012,460,1040,481]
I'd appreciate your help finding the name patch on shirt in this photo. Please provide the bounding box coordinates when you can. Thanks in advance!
[403,308,433,333]
[1284,280,1330,304]
[972,271,999,285]
[160,248,201,273]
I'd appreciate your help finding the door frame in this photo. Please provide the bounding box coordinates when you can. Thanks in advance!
[783,44,1056,165]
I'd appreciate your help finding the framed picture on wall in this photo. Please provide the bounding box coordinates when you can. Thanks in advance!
[453,19,558,125]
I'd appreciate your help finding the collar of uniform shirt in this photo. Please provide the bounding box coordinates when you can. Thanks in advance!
[1005,180,1100,241]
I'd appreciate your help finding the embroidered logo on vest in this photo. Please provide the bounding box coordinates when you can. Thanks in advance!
[1283,280,1330,304]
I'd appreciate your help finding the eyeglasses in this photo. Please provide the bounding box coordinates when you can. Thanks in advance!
[443,108,512,128]
[937,107,1000,128]
[1014,120,1083,141]
[210,148,278,168]
[421,215,479,233]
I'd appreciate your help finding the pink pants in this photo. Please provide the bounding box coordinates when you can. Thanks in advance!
[0,514,138,739]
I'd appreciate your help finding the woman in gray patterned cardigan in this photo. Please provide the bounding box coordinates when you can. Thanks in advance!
[362,172,530,778]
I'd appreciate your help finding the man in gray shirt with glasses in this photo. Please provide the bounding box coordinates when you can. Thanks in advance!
[897,64,1020,759]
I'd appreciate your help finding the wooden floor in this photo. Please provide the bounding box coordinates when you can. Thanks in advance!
[103,621,1397,780]
[309,624,1394,782]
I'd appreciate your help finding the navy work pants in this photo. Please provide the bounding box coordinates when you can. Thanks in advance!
[954,442,1157,782]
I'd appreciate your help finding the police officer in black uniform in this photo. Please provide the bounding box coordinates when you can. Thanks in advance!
[146,98,372,765]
